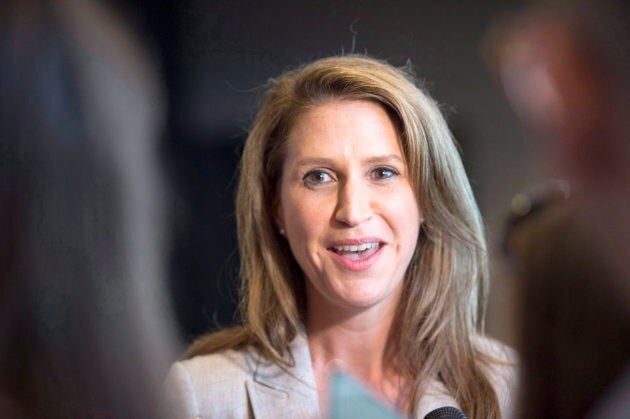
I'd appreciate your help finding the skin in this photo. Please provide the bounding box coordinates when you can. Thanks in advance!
[497,15,630,304]
[277,99,422,412]
[494,9,630,417]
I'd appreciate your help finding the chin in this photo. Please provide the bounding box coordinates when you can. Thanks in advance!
[330,285,397,310]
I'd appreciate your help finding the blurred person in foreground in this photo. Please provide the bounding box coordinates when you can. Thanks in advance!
[486,0,630,417]
[503,183,630,419]
[0,0,176,417]
[166,55,517,418]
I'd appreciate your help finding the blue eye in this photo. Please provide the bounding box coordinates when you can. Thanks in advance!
[371,167,399,180]
[303,170,333,186]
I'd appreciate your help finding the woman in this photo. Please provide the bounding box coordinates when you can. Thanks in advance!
[166,55,515,418]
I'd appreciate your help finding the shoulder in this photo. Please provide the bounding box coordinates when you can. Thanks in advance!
[165,348,255,418]
[474,334,518,367]
[173,347,256,384]
[473,334,519,419]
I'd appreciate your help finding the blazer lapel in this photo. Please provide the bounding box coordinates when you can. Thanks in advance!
[246,332,320,418]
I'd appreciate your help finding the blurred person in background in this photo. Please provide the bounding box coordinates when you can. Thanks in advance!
[486,0,629,417]
[0,0,176,417]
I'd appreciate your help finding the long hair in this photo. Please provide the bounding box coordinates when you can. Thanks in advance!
[187,55,500,417]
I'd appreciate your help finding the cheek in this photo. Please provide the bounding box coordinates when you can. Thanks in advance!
[281,195,331,276]
[281,191,327,243]
[387,193,421,246]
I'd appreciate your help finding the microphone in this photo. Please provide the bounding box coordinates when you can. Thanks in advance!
[423,406,467,419]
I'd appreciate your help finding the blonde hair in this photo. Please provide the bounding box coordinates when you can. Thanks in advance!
[187,55,500,417]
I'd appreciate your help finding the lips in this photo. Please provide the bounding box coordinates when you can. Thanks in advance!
[327,238,385,271]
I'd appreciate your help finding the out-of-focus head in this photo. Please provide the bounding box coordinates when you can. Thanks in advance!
[0,0,175,416]
[237,55,487,347]
[490,2,630,417]
[488,0,629,182]
[486,0,630,298]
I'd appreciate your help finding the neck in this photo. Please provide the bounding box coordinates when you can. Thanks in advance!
[305,285,408,412]
[306,281,401,366]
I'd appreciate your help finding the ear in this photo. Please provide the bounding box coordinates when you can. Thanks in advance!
[497,18,607,183]
[274,197,286,236]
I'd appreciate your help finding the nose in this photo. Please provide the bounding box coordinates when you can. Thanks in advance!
[334,178,374,227]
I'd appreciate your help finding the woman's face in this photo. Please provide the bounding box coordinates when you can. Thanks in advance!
[277,100,421,313]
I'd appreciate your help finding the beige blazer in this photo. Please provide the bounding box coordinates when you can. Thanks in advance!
[165,332,516,419]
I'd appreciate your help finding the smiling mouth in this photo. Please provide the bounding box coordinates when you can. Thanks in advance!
[328,242,382,261]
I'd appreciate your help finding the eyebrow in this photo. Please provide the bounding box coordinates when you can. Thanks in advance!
[294,154,405,168]
[364,154,405,165]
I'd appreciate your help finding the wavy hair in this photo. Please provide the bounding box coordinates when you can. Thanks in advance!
[187,55,500,417]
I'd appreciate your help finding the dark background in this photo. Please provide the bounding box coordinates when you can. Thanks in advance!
[116,0,535,344]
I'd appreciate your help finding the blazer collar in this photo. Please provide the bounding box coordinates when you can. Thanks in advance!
[242,330,460,418]
[246,330,320,418]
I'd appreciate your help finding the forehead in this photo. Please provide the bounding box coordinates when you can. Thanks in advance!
[285,100,404,161]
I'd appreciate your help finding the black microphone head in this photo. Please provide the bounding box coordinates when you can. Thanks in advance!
[423,406,467,419]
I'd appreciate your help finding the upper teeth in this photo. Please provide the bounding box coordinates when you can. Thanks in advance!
[334,242,379,252]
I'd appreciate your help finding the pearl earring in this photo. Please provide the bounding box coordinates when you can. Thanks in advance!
[279,228,286,236]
